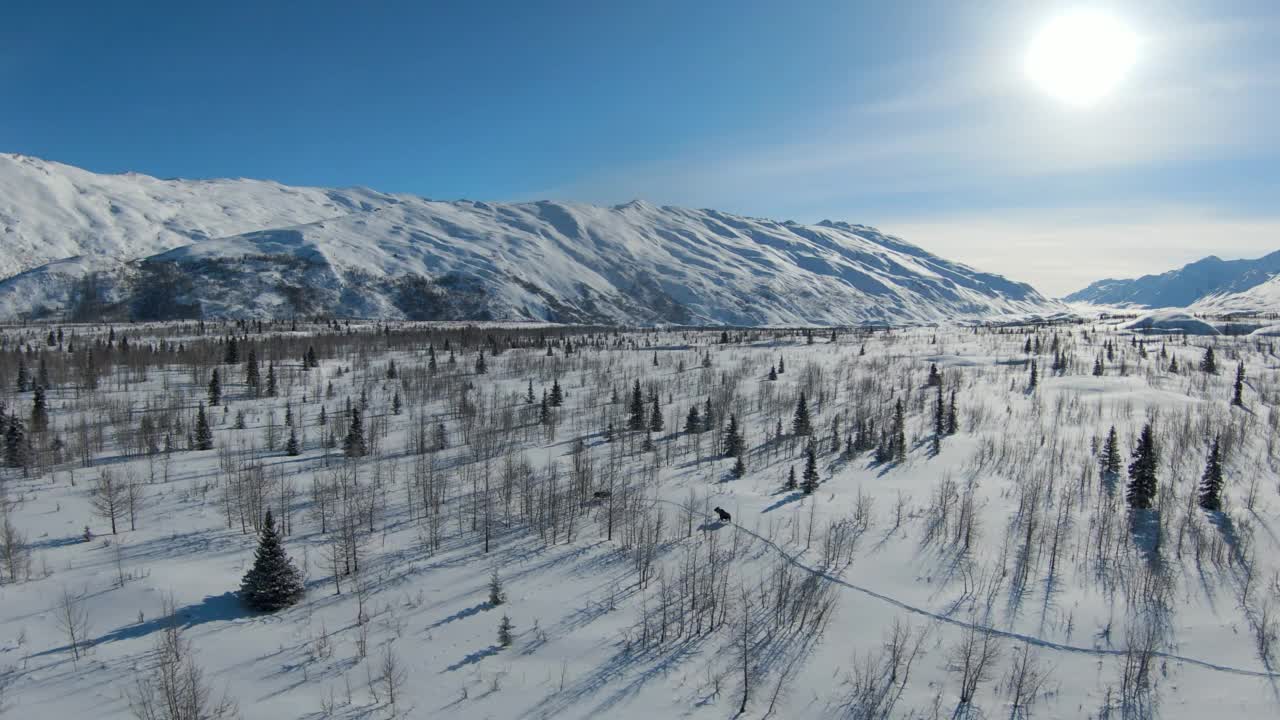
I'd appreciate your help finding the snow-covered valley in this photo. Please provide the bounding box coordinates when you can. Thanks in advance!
[0,320,1277,719]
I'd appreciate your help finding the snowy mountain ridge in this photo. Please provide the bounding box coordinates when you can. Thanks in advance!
[1064,251,1280,309]
[0,152,398,278]
[1191,274,1280,315]
[0,154,1061,324]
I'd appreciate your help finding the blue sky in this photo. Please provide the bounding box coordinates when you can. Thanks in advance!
[3,0,1277,295]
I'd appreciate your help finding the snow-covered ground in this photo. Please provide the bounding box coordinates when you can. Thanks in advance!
[1,322,1277,719]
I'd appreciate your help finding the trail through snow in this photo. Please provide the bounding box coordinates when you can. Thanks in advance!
[668,502,1280,680]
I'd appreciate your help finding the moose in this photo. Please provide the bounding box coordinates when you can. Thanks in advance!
[713,506,732,523]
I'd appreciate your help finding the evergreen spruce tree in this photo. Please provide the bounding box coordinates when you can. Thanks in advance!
[538,392,551,426]
[891,399,907,462]
[266,363,278,397]
[946,390,958,435]
[777,357,785,373]
[874,430,890,463]
[392,391,402,415]
[488,568,506,606]
[498,614,514,648]
[285,426,301,456]
[785,465,797,491]
[684,405,701,434]
[224,337,239,365]
[1126,423,1158,510]
[926,363,941,387]
[526,380,536,404]
[344,408,367,458]
[1168,354,1179,373]
[30,384,49,434]
[1100,426,1122,480]
[474,351,487,375]
[15,360,28,392]
[649,395,664,433]
[239,509,304,612]
[731,454,746,479]
[208,368,221,406]
[801,443,819,494]
[385,360,398,380]
[194,403,214,451]
[702,397,715,433]
[1028,359,1039,391]
[1198,437,1224,511]
[427,346,438,375]
[37,355,50,388]
[1092,356,1104,376]
[768,365,777,381]
[1232,361,1245,407]
[245,349,260,395]
[3,415,28,470]
[549,379,563,407]
[627,380,646,431]
[1200,346,1217,374]
[932,386,945,454]
[792,392,813,436]
[723,414,743,458]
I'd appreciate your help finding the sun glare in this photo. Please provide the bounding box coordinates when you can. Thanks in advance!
[1026,9,1138,107]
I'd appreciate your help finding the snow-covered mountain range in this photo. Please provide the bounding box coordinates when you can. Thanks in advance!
[1064,251,1280,310]
[1190,275,1280,315]
[0,153,1060,324]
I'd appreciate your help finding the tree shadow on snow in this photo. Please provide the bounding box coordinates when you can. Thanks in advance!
[761,491,804,513]
[424,601,492,632]
[1128,509,1163,569]
[442,644,502,673]
[33,592,253,658]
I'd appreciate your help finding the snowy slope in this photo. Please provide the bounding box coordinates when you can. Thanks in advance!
[1124,309,1221,335]
[1191,275,1280,314]
[1065,252,1280,307]
[0,165,1060,324]
[0,153,397,278]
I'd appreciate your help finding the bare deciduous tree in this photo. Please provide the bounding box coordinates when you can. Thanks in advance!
[947,623,1001,707]
[126,596,238,720]
[56,586,92,667]
[91,469,127,535]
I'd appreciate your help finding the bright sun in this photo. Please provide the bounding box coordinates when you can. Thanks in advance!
[1026,9,1138,107]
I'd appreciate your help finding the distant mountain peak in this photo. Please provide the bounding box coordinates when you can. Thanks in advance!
[1065,252,1280,308]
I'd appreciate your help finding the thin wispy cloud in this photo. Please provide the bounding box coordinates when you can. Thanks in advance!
[527,6,1279,295]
